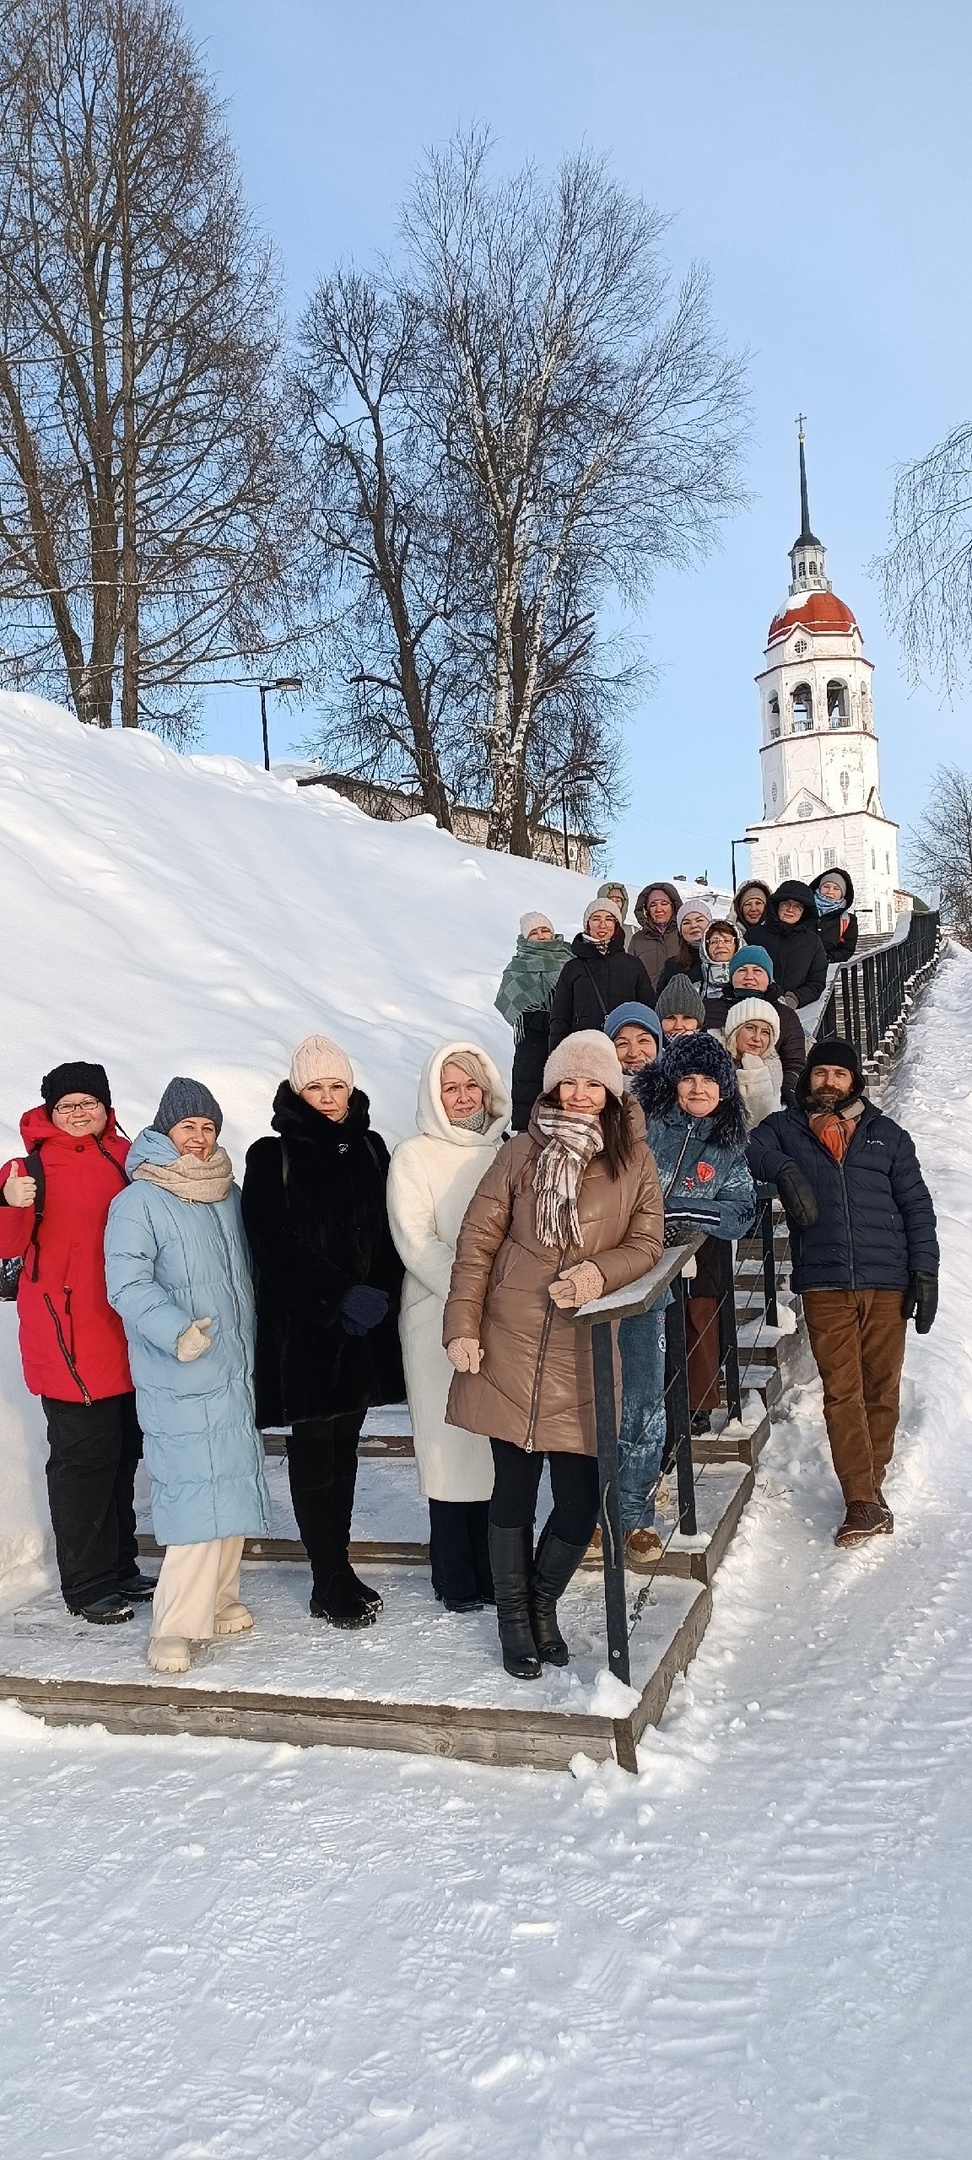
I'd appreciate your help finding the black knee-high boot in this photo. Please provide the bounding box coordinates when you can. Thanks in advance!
[488,1524,541,1680]
[529,1525,588,1666]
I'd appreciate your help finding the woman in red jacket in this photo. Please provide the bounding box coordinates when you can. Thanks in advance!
[0,1061,153,1623]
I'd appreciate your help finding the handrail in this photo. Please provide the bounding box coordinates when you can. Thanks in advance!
[571,1234,704,1325]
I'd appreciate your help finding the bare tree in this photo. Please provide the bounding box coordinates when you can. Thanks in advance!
[879,424,972,696]
[403,133,748,851]
[296,134,747,855]
[0,0,292,733]
[292,270,469,826]
[909,763,970,939]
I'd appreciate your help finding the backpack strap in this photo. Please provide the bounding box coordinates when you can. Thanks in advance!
[578,959,609,1018]
[23,1145,46,1281]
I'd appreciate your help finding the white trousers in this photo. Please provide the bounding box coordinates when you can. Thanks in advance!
[151,1535,245,1642]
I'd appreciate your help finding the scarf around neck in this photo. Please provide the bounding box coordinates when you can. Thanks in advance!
[808,1097,865,1163]
[132,1143,234,1204]
[450,1106,490,1134]
[532,1104,603,1250]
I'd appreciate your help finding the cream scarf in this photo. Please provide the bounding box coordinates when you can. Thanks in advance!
[132,1144,234,1204]
[533,1105,603,1251]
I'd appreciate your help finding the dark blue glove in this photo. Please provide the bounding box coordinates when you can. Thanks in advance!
[340,1284,390,1336]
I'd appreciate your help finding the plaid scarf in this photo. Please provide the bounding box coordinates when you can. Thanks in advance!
[532,1104,603,1250]
[132,1143,234,1204]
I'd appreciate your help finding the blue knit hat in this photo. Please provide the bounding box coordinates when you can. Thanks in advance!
[603,1002,663,1050]
[152,1077,223,1137]
[729,944,774,982]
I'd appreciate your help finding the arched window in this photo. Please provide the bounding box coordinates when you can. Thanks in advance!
[791,682,813,731]
[778,852,791,881]
[768,693,780,739]
[827,680,849,727]
[860,681,869,729]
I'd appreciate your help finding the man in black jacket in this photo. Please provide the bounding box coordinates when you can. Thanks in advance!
[547,899,653,1050]
[748,1038,938,1547]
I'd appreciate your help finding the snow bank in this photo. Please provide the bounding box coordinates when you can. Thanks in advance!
[0,691,600,1583]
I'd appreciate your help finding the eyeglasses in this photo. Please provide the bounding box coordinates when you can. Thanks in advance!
[55,1099,101,1115]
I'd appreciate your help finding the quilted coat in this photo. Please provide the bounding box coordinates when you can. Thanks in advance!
[442,1097,664,1457]
[747,1100,939,1292]
[387,1043,512,1501]
[548,932,654,1050]
[629,883,684,994]
[0,1105,131,1402]
[241,1084,404,1427]
[104,1129,271,1545]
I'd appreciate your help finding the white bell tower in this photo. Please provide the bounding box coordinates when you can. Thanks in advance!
[743,426,900,935]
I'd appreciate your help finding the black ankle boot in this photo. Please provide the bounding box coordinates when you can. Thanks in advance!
[529,1528,588,1666]
[488,1525,541,1680]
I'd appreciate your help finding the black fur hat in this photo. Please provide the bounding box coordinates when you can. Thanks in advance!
[635,1031,748,1151]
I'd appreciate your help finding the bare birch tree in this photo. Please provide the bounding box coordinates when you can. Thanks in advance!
[909,763,972,940]
[0,0,291,732]
[879,425,972,697]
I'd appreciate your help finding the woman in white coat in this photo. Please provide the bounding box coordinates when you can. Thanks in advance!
[387,1043,511,1611]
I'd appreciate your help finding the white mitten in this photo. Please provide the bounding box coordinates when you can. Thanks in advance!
[176,1317,213,1362]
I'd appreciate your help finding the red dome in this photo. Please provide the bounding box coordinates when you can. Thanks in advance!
[768,591,859,645]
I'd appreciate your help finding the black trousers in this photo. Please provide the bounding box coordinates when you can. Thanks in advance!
[287,1411,364,1593]
[41,1391,142,1610]
[489,1438,600,1549]
[428,1498,493,1603]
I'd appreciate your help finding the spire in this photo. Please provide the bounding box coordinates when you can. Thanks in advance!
[795,415,821,547]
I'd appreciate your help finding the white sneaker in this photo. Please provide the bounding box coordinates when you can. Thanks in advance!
[148,1635,191,1673]
[212,1602,254,1636]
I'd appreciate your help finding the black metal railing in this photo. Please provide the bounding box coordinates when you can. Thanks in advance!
[573,1204,789,1720]
[816,908,940,1063]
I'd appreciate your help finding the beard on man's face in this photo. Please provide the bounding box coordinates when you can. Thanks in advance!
[811,1082,853,1110]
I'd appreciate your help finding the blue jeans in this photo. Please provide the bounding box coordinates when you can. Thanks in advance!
[618,1303,668,1532]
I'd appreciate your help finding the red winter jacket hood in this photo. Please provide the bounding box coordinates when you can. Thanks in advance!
[0,1105,132,1402]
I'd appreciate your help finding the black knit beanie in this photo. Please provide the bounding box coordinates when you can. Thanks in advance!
[41,1061,111,1114]
[797,1036,864,1106]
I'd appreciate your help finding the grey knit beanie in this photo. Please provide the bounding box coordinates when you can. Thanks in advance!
[152,1077,224,1136]
[655,974,706,1025]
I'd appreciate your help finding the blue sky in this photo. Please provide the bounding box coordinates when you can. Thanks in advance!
[181,0,971,892]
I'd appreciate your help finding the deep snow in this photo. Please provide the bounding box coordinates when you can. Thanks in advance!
[0,896,964,2147]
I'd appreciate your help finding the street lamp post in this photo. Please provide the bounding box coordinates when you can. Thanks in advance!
[258,677,303,772]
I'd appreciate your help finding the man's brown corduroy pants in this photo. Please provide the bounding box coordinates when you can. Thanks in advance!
[802,1289,908,1503]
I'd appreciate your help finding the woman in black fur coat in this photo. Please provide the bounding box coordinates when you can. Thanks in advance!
[241,1034,404,1629]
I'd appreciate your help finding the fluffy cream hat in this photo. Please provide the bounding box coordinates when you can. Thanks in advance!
[520,910,554,938]
[723,997,780,1047]
[289,1034,355,1094]
[583,896,623,932]
[542,1029,624,1101]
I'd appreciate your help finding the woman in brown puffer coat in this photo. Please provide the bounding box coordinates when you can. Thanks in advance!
[443,1030,664,1681]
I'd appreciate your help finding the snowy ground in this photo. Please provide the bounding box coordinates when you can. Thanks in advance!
[0,948,966,2156]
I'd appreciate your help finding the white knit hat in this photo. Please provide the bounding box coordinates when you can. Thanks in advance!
[723,997,780,1047]
[676,898,713,933]
[543,1029,624,1100]
[583,897,623,932]
[289,1034,355,1094]
[520,911,554,938]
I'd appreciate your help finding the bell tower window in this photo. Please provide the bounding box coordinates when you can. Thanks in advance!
[827,680,849,727]
[768,694,780,739]
[792,682,813,732]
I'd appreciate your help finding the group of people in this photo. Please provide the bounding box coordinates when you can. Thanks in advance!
[0,864,939,1688]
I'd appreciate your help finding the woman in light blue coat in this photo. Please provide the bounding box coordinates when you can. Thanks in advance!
[105,1078,270,1675]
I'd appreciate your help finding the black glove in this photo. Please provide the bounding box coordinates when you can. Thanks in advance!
[340,1284,390,1337]
[903,1272,938,1334]
[775,1160,819,1228]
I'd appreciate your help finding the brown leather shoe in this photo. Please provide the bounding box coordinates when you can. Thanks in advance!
[835,1499,894,1547]
[875,1487,894,1529]
[586,1525,602,1558]
[624,1527,664,1571]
